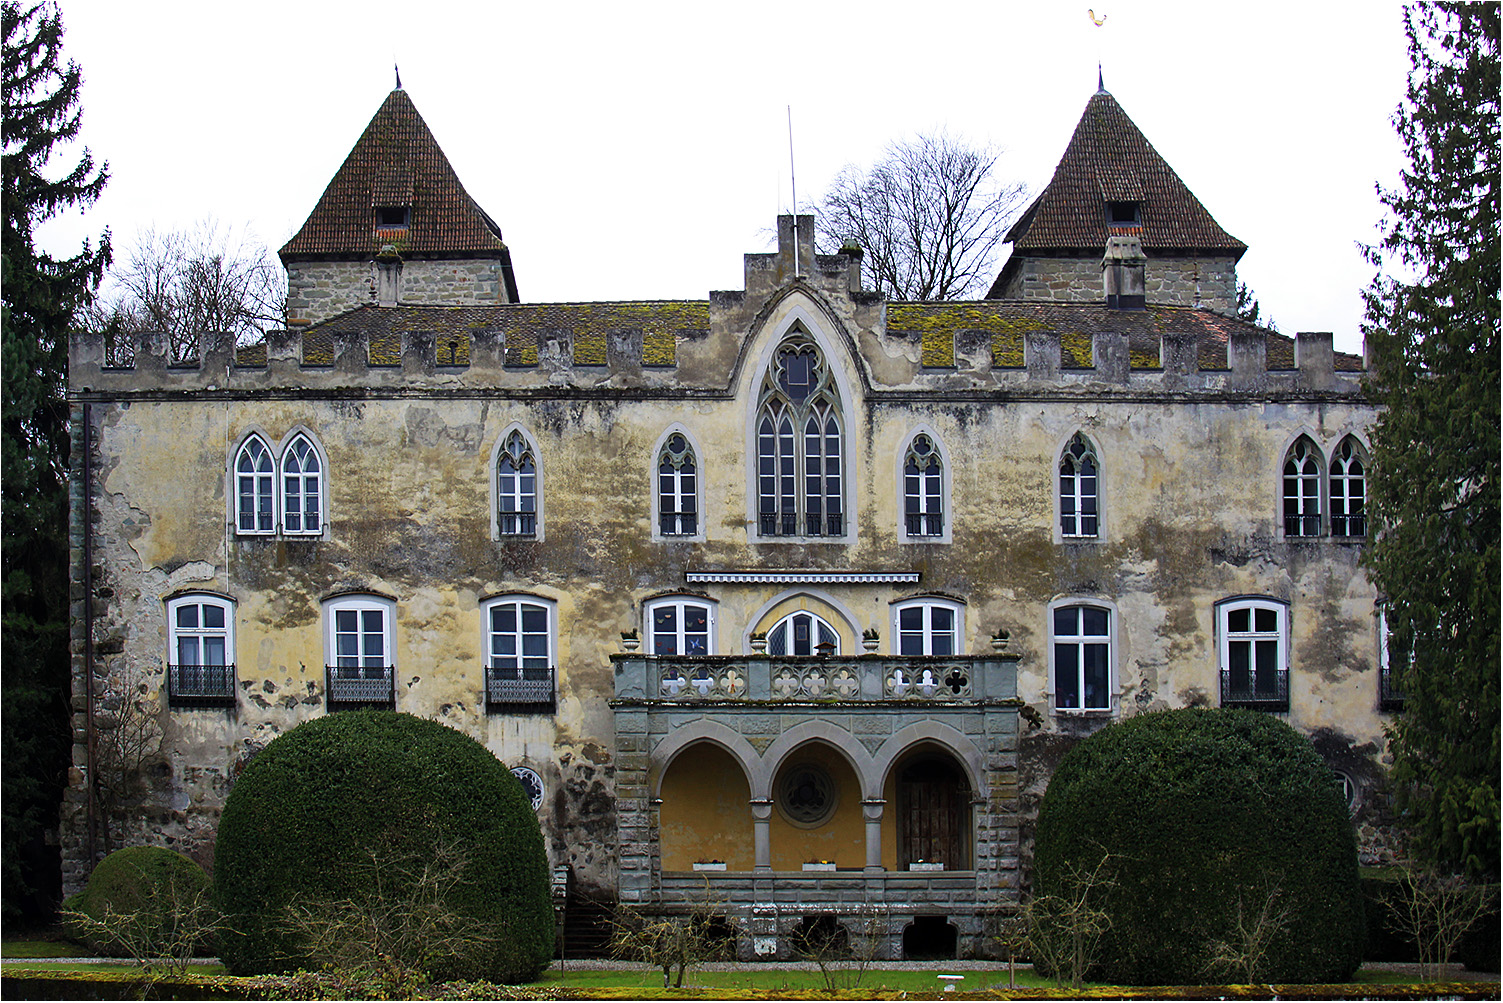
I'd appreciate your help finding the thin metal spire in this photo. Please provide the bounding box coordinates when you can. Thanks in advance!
[395,64,403,90]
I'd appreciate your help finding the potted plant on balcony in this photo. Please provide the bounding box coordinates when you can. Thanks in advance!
[862,627,880,652]
[692,858,726,871]
[990,628,1011,652]
[908,858,944,871]
[802,859,836,871]
[749,631,767,653]
[620,629,640,652]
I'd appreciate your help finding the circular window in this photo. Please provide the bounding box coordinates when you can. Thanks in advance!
[511,766,545,811]
[777,762,837,827]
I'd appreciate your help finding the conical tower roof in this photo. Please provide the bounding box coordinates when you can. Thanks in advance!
[280,88,515,284]
[1003,89,1246,258]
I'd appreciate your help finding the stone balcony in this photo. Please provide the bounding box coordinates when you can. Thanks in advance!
[612,653,1017,705]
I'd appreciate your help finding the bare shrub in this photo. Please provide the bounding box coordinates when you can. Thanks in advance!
[1388,865,1498,981]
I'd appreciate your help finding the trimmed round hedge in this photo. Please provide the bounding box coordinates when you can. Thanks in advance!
[63,846,210,956]
[213,710,553,982]
[1033,708,1365,985]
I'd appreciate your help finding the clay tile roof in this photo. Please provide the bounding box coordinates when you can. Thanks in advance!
[1004,90,1246,258]
[279,89,510,265]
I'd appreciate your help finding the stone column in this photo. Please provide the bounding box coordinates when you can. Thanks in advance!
[751,799,774,871]
[862,800,886,872]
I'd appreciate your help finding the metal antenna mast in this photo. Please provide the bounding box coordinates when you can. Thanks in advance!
[788,105,801,277]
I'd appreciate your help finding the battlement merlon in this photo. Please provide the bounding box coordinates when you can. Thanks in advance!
[67,322,1369,399]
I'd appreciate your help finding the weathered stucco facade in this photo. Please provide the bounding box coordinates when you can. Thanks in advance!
[63,85,1393,960]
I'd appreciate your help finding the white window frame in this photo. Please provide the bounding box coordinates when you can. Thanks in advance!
[890,596,965,656]
[166,593,236,668]
[231,428,330,538]
[898,429,951,544]
[1329,436,1367,538]
[234,432,277,535]
[1057,432,1101,541]
[279,431,327,536]
[651,426,705,542]
[1047,598,1116,714]
[767,610,840,656]
[490,425,544,541]
[1282,436,1324,538]
[644,595,717,656]
[481,594,558,673]
[323,594,396,676]
[1216,596,1289,709]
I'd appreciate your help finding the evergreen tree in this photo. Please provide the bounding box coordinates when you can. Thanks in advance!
[2,0,110,919]
[1363,2,1500,879]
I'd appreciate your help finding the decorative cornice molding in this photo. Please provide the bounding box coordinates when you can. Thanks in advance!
[686,571,920,585]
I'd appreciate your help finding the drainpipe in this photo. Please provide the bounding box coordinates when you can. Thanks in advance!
[81,401,97,865]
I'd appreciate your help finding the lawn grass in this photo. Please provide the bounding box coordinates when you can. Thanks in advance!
[540,967,1054,992]
[1,940,85,959]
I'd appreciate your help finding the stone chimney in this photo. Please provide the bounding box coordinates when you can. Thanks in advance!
[376,244,402,307]
[1102,234,1147,310]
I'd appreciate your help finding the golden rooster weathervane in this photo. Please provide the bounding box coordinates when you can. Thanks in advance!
[1088,9,1107,26]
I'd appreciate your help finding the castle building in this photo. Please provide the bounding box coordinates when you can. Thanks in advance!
[63,82,1389,960]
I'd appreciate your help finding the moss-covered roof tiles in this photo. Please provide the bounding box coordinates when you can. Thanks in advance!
[887,301,1362,372]
[254,302,708,367]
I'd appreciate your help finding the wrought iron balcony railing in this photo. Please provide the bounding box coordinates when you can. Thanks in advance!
[325,664,395,708]
[758,511,844,537]
[167,663,237,708]
[486,665,556,709]
[1379,663,1406,712]
[1220,667,1289,711]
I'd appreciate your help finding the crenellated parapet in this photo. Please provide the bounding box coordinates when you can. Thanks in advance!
[69,320,1367,399]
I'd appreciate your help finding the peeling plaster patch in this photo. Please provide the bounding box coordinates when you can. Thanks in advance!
[164,560,219,589]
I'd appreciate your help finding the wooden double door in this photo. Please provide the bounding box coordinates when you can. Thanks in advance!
[896,756,970,869]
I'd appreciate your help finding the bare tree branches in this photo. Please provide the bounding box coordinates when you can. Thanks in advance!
[1388,865,1498,982]
[815,132,1027,301]
[82,218,285,364]
[608,893,732,989]
[1204,881,1295,984]
[276,840,500,991]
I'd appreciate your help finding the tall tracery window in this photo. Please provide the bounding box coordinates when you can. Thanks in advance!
[236,435,276,534]
[757,336,844,537]
[657,433,698,536]
[280,434,323,534]
[1059,433,1099,539]
[768,610,839,656]
[904,434,944,537]
[496,430,538,537]
[1283,437,1322,537]
[1329,437,1367,537]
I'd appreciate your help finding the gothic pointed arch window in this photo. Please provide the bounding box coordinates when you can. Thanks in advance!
[1283,436,1323,537]
[1059,433,1099,539]
[1329,437,1367,537]
[496,428,539,537]
[280,433,324,535]
[657,432,698,537]
[903,433,944,538]
[235,434,275,534]
[756,334,844,537]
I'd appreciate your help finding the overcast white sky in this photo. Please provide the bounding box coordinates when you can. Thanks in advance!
[37,1,1412,356]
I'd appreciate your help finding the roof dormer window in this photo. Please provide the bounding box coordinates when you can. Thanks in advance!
[375,205,410,229]
[1107,201,1140,227]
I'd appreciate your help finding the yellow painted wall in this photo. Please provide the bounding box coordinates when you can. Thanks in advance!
[659,743,752,870]
[768,743,864,871]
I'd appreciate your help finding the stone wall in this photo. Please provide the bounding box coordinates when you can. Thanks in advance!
[285,257,508,327]
[998,254,1238,313]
